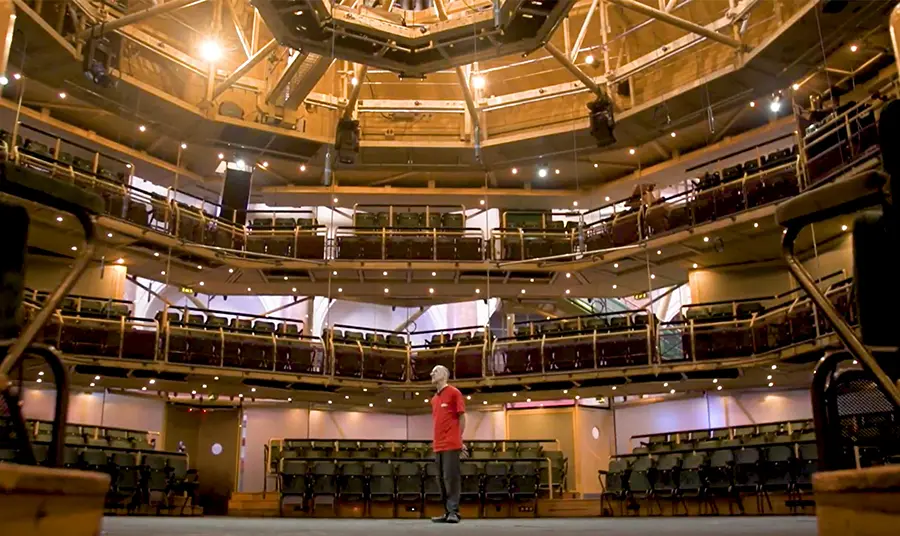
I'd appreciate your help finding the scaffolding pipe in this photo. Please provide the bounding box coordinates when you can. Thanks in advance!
[570,0,599,60]
[212,38,278,100]
[455,66,481,131]
[605,0,744,49]
[342,65,368,120]
[544,42,604,98]
[76,0,208,40]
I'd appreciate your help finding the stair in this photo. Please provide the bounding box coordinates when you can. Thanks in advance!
[228,492,281,517]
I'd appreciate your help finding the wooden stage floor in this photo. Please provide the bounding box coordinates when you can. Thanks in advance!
[101,516,818,536]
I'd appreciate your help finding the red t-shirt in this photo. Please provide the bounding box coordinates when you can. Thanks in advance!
[431,385,465,452]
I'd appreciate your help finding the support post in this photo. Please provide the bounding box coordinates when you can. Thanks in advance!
[341,64,367,120]
[455,66,481,137]
[570,0,598,61]
[0,0,14,82]
[212,38,278,100]
[605,0,744,49]
[544,42,605,99]
[224,0,251,58]
[75,0,208,40]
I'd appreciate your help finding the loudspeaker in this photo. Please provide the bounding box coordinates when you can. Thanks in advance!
[220,166,253,225]
[587,98,616,148]
[335,118,360,165]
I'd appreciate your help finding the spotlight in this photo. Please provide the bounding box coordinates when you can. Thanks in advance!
[754,222,759,228]
[384,288,389,293]
[107,233,113,238]
[228,268,233,273]
[703,236,710,242]
[482,400,488,405]
[95,375,101,381]
[58,92,67,99]
[841,224,848,231]
[692,263,699,269]
[538,168,548,178]
[300,164,307,172]
[612,284,617,289]
[138,125,146,132]
[749,101,756,108]
[587,96,616,147]
[650,274,656,279]
[338,288,343,292]
[218,153,225,160]
[199,39,223,62]
[565,273,571,278]
[565,289,570,294]
[520,289,526,294]
[792,83,800,91]
[383,271,388,276]
[628,148,636,155]
[0,76,7,86]
[350,76,359,86]
[12,73,20,80]
[850,44,858,52]
[199,281,204,286]
[261,161,269,168]
[38,372,44,376]
[115,258,124,264]
[717,385,723,391]
[56,216,63,222]
[149,379,156,384]
[333,197,338,203]
[768,382,774,387]
[292,287,297,292]
[429,288,434,294]
[713,379,718,383]
[471,75,485,89]
[771,365,777,370]
[767,375,772,380]
[511,167,518,175]
[670,389,676,394]
[475,288,481,294]
[605,196,610,202]
[594,163,599,168]
[555,169,560,175]
[769,99,782,113]
[584,54,594,65]
[180,143,188,150]
[479,199,486,205]
[670,132,677,138]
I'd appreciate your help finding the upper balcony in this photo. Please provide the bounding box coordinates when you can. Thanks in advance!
[3,91,886,301]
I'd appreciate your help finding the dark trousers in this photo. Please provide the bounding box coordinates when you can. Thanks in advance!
[436,450,461,515]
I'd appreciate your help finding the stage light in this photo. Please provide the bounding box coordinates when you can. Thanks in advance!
[749,101,755,108]
[199,39,223,62]
[717,385,723,391]
[475,288,481,294]
[149,379,156,384]
[300,164,307,172]
[693,263,698,269]
[138,125,146,132]
[538,168,548,178]
[350,76,359,86]
[429,288,434,294]
[56,216,63,222]
[115,258,124,264]
[670,132,677,138]
[792,83,800,91]
[612,284,617,289]
[471,75,485,89]
[565,289,570,294]
[584,54,594,65]
[628,148,636,155]
[181,143,188,150]
[594,163,599,168]
[12,73,20,80]
[511,167,518,174]
[841,224,848,231]
[565,273,571,278]
[218,153,224,160]
[0,76,8,86]
[588,97,616,147]
[555,169,560,175]
[58,92,67,99]
[605,196,610,202]
[850,44,858,52]
[769,99,781,113]
[199,281,204,286]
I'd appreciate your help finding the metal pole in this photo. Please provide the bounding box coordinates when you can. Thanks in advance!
[570,0,599,61]
[0,4,14,82]
[75,0,208,40]
[544,42,605,98]
[605,0,744,49]
[212,38,278,100]
[455,66,481,133]
[342,65,367,120]
[223,0,251,58]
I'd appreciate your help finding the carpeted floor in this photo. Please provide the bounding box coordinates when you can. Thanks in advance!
[101,516,818,536]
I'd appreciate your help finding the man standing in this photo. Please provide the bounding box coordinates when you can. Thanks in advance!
[430,365,467,524]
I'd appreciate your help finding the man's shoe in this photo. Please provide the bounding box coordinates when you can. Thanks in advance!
[432,514,449,523]
[446,513,461,524]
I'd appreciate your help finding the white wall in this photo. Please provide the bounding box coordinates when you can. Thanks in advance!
[575,406,616,495]
[613,389,812,454]
[22,388,166,444]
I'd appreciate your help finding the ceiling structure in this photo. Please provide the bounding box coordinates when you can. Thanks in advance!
[4,0,895,201]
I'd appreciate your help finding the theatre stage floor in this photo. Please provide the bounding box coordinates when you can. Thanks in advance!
[101,516,817,536]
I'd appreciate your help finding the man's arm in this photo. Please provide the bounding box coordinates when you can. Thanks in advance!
[458,412,466,438]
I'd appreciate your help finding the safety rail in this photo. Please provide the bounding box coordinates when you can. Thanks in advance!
[6,121,815,265]
[629,418,814,449]
[409,325,490,381]
[19,280,856,382]
[158,305,325,373]
[334,226,484,261]
[801,94,886,188]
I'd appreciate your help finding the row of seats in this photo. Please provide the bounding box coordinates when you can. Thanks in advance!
[695,146,798,192]
[633,431,816,455]
[354,212,466,229]
[6,130,129,186]
[249,217,318,229]
[635,420,814,453]
[28,283,855,380]
[604,440,818,513]
[804,102,879,186]
[280,458,555,510]
[25,289,133,319]
[335,233,483,261]
[26,419,156,451]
